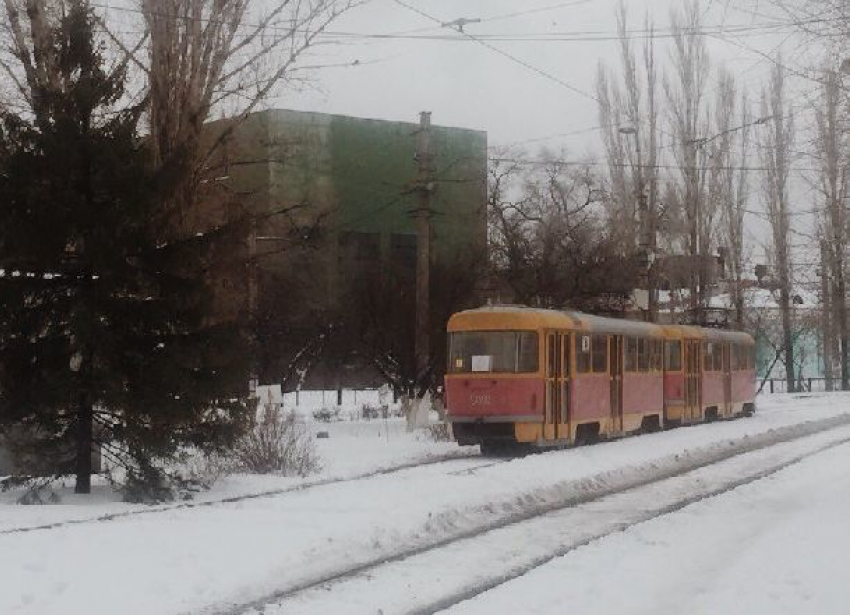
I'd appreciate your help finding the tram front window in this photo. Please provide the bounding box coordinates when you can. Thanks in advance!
[449,331,539,373]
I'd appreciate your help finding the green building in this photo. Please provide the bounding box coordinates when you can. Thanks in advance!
[195,109,488,383]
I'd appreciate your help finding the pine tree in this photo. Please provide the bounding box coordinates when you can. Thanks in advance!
[0,0,250,496]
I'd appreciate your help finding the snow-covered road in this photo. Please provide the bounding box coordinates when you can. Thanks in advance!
[249,421,850,615]
[3,393,850,615]
[445,433,850,615]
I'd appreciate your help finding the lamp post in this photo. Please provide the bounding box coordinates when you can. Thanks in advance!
[619,126,658,322]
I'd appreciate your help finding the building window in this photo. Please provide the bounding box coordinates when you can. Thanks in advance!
[340,231,380,263]
[390,233,417,272]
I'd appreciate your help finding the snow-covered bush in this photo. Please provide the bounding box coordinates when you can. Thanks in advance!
[425,422,451,442]
[235,404,321,476]
[1,476,61,505]
[173,449,232,488]
[360,403,390,420]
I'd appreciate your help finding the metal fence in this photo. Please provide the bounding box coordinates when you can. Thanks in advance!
[759,377,849,395]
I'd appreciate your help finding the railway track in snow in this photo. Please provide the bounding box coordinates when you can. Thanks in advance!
[0,450,483,536]
[208,413,850,615]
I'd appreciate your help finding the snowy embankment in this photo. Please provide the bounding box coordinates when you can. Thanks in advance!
[1,393,849,615]
[0,417,463,532]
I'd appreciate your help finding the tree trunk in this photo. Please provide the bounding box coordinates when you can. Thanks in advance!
[779,286,795,394]
[836,271,849,390]
[74,393,93,494]
[821,241,834,391]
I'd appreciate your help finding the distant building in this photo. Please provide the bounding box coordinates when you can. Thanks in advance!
[191,109,488,385]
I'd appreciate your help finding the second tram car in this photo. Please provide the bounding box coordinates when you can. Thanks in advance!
[445,306,756,453]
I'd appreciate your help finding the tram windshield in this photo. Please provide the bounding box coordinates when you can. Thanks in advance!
[448,331,539,373]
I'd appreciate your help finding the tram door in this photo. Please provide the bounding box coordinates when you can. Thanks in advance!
[545,333,570,441]
[609,335,624,433]
[722,343,732,416]
[684,339,702,422]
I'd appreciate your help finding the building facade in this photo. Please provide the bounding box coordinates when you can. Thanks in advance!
[194,109,488,385]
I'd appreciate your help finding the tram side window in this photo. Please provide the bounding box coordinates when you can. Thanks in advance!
[637,338,648,372]
[592,335,608,373]
[578,335,592,373]
[665,341,682,371]
[651,340,663,370]
[703,343,714,372]
[714,343,724,371]
[625,337,638,372]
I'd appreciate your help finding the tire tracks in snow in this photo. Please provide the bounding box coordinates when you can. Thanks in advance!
[0,451,478,536]
[207,413,850,615]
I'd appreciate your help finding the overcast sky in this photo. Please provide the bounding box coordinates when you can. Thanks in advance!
[274,0,812,157]
[268,0,827,276]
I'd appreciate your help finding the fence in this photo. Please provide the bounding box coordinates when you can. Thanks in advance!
[759,377,849,395]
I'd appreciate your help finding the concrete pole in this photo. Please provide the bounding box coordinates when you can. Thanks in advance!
[413,111,434,390]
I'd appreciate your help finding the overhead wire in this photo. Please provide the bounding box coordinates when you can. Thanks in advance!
[392,0,598,102]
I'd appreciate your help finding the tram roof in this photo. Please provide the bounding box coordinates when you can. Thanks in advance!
[448,305,754,344]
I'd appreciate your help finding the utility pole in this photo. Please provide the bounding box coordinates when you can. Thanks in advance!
[412,111,435,390]
[247,214,259,400]
[820,241,835,390]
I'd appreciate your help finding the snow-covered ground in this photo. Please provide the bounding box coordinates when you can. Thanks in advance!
[2,392,850,615]
[0,417,461,532]
[446,436,850,615]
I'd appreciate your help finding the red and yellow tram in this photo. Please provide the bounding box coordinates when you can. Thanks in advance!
[445,306,756,453]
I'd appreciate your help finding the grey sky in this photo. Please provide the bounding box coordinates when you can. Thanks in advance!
[269,0,829,278]
[276,0,807,159]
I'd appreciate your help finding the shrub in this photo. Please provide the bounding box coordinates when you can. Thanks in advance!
[236,404,321,476]
[312,407,340,423]
[360,403,390,420]
[426,422,452,442]
[1,476,62,505]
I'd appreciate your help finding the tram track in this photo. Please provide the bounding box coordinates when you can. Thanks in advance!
[210,413,850,615]
[0,450,478,536]
[413,435,850,615]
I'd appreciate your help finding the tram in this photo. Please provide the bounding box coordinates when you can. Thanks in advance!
[445,306,756,453]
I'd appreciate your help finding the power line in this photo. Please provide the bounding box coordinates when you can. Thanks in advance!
[392,0,599,103]
[479,0,595,24]
[91,3,847,42]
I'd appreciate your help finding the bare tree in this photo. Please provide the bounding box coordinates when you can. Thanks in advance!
[759,59,797,392]
[595,2,660,319]
[488,152,639,313]
[665,0,713,321]
[813,66,848,389]
[136,0,360,235]
[711,70,752,328]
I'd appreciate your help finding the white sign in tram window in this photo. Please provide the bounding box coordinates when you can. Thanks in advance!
[471,355,492,372]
